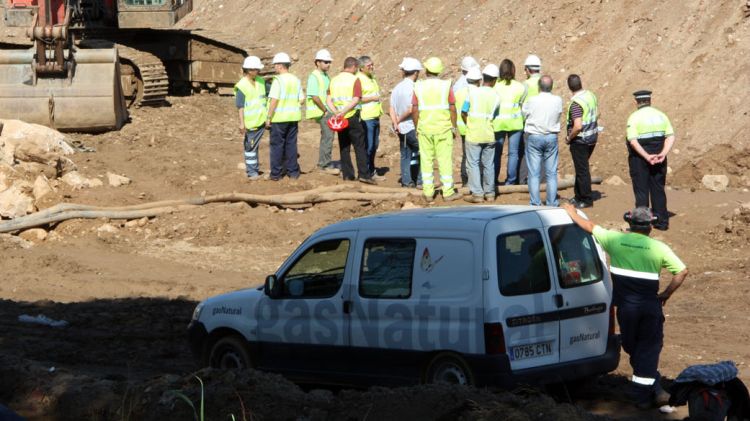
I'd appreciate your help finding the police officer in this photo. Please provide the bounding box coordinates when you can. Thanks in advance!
[562,202,689,409]
[626,90,675,230]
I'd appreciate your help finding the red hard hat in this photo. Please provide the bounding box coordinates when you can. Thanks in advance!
[327,115,349,132]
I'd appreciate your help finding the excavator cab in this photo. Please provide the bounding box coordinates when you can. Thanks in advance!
[117,0,192,29]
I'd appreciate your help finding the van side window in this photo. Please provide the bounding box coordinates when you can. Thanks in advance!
[548,224,603,288]
[282,239,349,298]
[359,239,416,299]
[497,230,551,296]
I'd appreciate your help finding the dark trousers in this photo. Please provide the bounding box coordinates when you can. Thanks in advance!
[460,135,468,185]
[399,130,421,186]
[338,112,368,180]
[570,142,596,204]
[618,301,664,401]
[269,122,300,179]
[628,140,668,228]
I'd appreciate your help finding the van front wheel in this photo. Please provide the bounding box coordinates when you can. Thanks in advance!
[208,335,252,369]
[424,353,475,386]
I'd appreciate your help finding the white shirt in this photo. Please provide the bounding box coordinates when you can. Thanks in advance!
[452,74,468,93]
[522,92,563,135]
[390,78,416,133]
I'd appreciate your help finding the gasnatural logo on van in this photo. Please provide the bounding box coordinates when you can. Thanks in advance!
[212,306,242,316]
[569,331,601,345]
[420,248,444,272]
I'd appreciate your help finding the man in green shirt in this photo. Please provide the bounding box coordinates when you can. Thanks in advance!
[562,203,689,409]
[306,49,339,175]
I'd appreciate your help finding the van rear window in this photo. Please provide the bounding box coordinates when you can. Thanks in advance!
[496,230,551,296]
[359,239,416,299]
[548,224,603,288]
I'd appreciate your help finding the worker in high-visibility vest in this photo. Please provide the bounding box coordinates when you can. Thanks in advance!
[461,64,501,203]
[326,56,374,184]
[454,67,482,187]
[565,74,600,209]
[626,90,675,230]
[233,56,267,181]
[492,58,527,186]
[411,57,462,202]
[518,54,543,184]
[357,56,385,180]
[305,49,339,175]
[265,52,305,181]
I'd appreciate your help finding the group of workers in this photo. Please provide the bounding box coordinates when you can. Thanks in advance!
[234,49,687,410]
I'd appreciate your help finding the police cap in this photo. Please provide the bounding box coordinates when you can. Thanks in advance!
[633,90,652,100]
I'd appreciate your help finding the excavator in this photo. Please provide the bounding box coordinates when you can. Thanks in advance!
[0,0,271,132]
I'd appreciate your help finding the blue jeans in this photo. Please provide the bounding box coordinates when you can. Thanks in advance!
[399,130,421,186]
[526,133,559,206]
[243,128,264,177]
[465,141,496,196]
[495,130,523,184]
[363,118,380,176]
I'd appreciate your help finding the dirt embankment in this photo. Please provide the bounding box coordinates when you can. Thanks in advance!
[182,0,750,187]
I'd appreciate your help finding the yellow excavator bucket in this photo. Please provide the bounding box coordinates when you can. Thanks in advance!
[0,48,128,132]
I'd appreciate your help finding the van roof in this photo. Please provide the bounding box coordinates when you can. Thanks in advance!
[318,205,558,233]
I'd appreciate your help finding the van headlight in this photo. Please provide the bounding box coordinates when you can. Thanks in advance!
[191,302,204,321]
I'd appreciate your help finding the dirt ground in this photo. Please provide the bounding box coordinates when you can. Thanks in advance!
[2,1,750,419]
[0,94,748,420]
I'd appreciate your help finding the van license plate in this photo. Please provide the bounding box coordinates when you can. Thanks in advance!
[509,341,554,361]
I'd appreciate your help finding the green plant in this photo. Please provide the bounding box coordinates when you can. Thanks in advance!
[168,375,205,421]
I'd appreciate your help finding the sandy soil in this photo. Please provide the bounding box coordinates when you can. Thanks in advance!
[0,94,748,420]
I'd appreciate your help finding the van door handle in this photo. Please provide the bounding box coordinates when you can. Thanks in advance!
[343,300,353,314]
[554,294,564,308]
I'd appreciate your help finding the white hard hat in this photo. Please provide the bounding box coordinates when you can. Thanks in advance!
[242,56,263,70]
[399,57,423,72]
[272,52,291,64]
[482,64,499,78]
[314,49,332,61]
[460,56,480,71]
[466,67,482,81]
[524,54,542,68]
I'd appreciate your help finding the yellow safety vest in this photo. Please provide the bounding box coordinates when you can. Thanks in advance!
[305,69,328,120]
[626,106,674,143]
[270,72,302,123]
[466,86,500,144]
[524,74,541,98]
[492,79,526,132]
[455,85,475,136]
[567,90,599,144]
[329,72,361,119]
[233,76,267,129]
[357,71,383,120]
[414,78,452,136]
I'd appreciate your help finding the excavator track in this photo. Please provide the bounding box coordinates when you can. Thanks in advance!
[114,45,168,107]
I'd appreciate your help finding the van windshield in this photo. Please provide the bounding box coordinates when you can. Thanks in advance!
[548,224,603,288]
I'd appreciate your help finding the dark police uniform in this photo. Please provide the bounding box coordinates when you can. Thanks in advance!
[626,91,674,230]
[592,224,686,404]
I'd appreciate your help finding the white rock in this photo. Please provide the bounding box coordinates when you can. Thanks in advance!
[107,172,131,187]
[33,175,53,200]
[0,185,35,218]
[401,201,422,210]
[199,175,208,181]
[702,174,729,192]
[62,171,102,189]
[19,228,47,242]
[603,175,627,186]
[125,219,140,228]
[97,223,119,234]
[0,119,74,165]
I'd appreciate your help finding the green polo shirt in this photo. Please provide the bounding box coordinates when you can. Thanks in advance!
[592,225,685,276]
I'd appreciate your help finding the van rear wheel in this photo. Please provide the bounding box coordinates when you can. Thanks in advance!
[208,335,252,369]
[424,353,475,386]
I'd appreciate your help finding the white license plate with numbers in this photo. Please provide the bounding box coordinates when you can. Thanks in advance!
[509,341,554,361]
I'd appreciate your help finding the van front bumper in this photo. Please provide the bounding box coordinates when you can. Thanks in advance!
[468,334,621,387]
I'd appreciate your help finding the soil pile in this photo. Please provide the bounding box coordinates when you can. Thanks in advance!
[180,0,750,187]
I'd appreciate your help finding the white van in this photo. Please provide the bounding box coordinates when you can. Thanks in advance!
[188,206,620,387]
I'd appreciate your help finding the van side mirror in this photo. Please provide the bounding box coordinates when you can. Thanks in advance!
[264,274,282,299]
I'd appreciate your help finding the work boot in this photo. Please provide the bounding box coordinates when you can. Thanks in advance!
[323,167,340,176]
[464,195,483,204]
[484,193,496,202]
[358,177,377,185]
[423,194,435,204]
[443,192,462,202]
